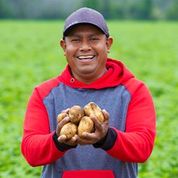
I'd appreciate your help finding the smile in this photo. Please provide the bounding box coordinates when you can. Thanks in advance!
[77,55,95,60]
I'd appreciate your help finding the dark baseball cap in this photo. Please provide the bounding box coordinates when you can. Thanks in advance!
[63,7,109,38]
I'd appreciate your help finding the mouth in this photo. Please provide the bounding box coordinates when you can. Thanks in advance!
[77,55,96,61]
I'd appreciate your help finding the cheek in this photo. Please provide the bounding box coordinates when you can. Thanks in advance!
[65,46,76,57]
[98,45,108,57]
[97,43,108,52]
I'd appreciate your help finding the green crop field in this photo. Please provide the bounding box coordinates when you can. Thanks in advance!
[0,20,178,178]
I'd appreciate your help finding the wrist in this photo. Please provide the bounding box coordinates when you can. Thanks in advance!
[53,132,77,152]
[93,128,117,150]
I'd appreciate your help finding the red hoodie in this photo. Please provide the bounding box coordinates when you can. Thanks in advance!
[21,58,156,178]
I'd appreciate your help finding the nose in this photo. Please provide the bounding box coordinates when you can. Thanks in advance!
[80,39,91,51]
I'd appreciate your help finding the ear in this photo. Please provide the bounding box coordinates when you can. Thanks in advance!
[60,39,66,55]
[106,36,113,51]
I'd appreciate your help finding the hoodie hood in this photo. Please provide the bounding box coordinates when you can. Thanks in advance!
[59,58,134,89]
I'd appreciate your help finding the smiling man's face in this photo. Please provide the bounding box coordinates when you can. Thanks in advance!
[60,24,113,84]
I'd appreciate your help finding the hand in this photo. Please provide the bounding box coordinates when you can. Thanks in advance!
[56,115,78,147]
[77,109,109,145]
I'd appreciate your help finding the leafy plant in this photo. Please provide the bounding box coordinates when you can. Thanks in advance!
[0,20,177,177]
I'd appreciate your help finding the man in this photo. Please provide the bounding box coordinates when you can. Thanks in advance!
[21,7,156,178]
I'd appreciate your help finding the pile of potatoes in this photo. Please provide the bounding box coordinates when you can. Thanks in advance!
[57,102,106,139]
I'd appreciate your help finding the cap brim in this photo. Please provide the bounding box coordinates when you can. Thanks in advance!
[63,22,108,37]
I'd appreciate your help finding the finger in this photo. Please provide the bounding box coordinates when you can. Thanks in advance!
[58,135,78,147]
[90,116,101,127]
[70,134,78,143]
[102,109,109,121]
[58,135,67,143]
[65,136,78,146]
[81,132,96,139]
[56,116,70,136]
[58,116,70,129]
[90,116,103,132]
[80,132,102,145]
[62,108,70,113]
[78,137,93,145]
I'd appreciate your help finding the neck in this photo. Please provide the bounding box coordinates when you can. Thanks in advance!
[72,68,107,84]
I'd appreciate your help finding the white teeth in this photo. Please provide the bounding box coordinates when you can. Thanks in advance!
[78,55,94,60]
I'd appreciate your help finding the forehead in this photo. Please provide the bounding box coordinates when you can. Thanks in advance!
[65,24,105,36]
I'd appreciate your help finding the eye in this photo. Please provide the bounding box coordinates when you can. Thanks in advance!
[71,38,80,42]
[90,37,99,41]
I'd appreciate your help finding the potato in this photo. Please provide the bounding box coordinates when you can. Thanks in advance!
[60,122,77,139]
[57,112,68,123]
[69,105,84,124]
[78,116,94,137]
[57,103,107,139]
[84,102,105,123]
